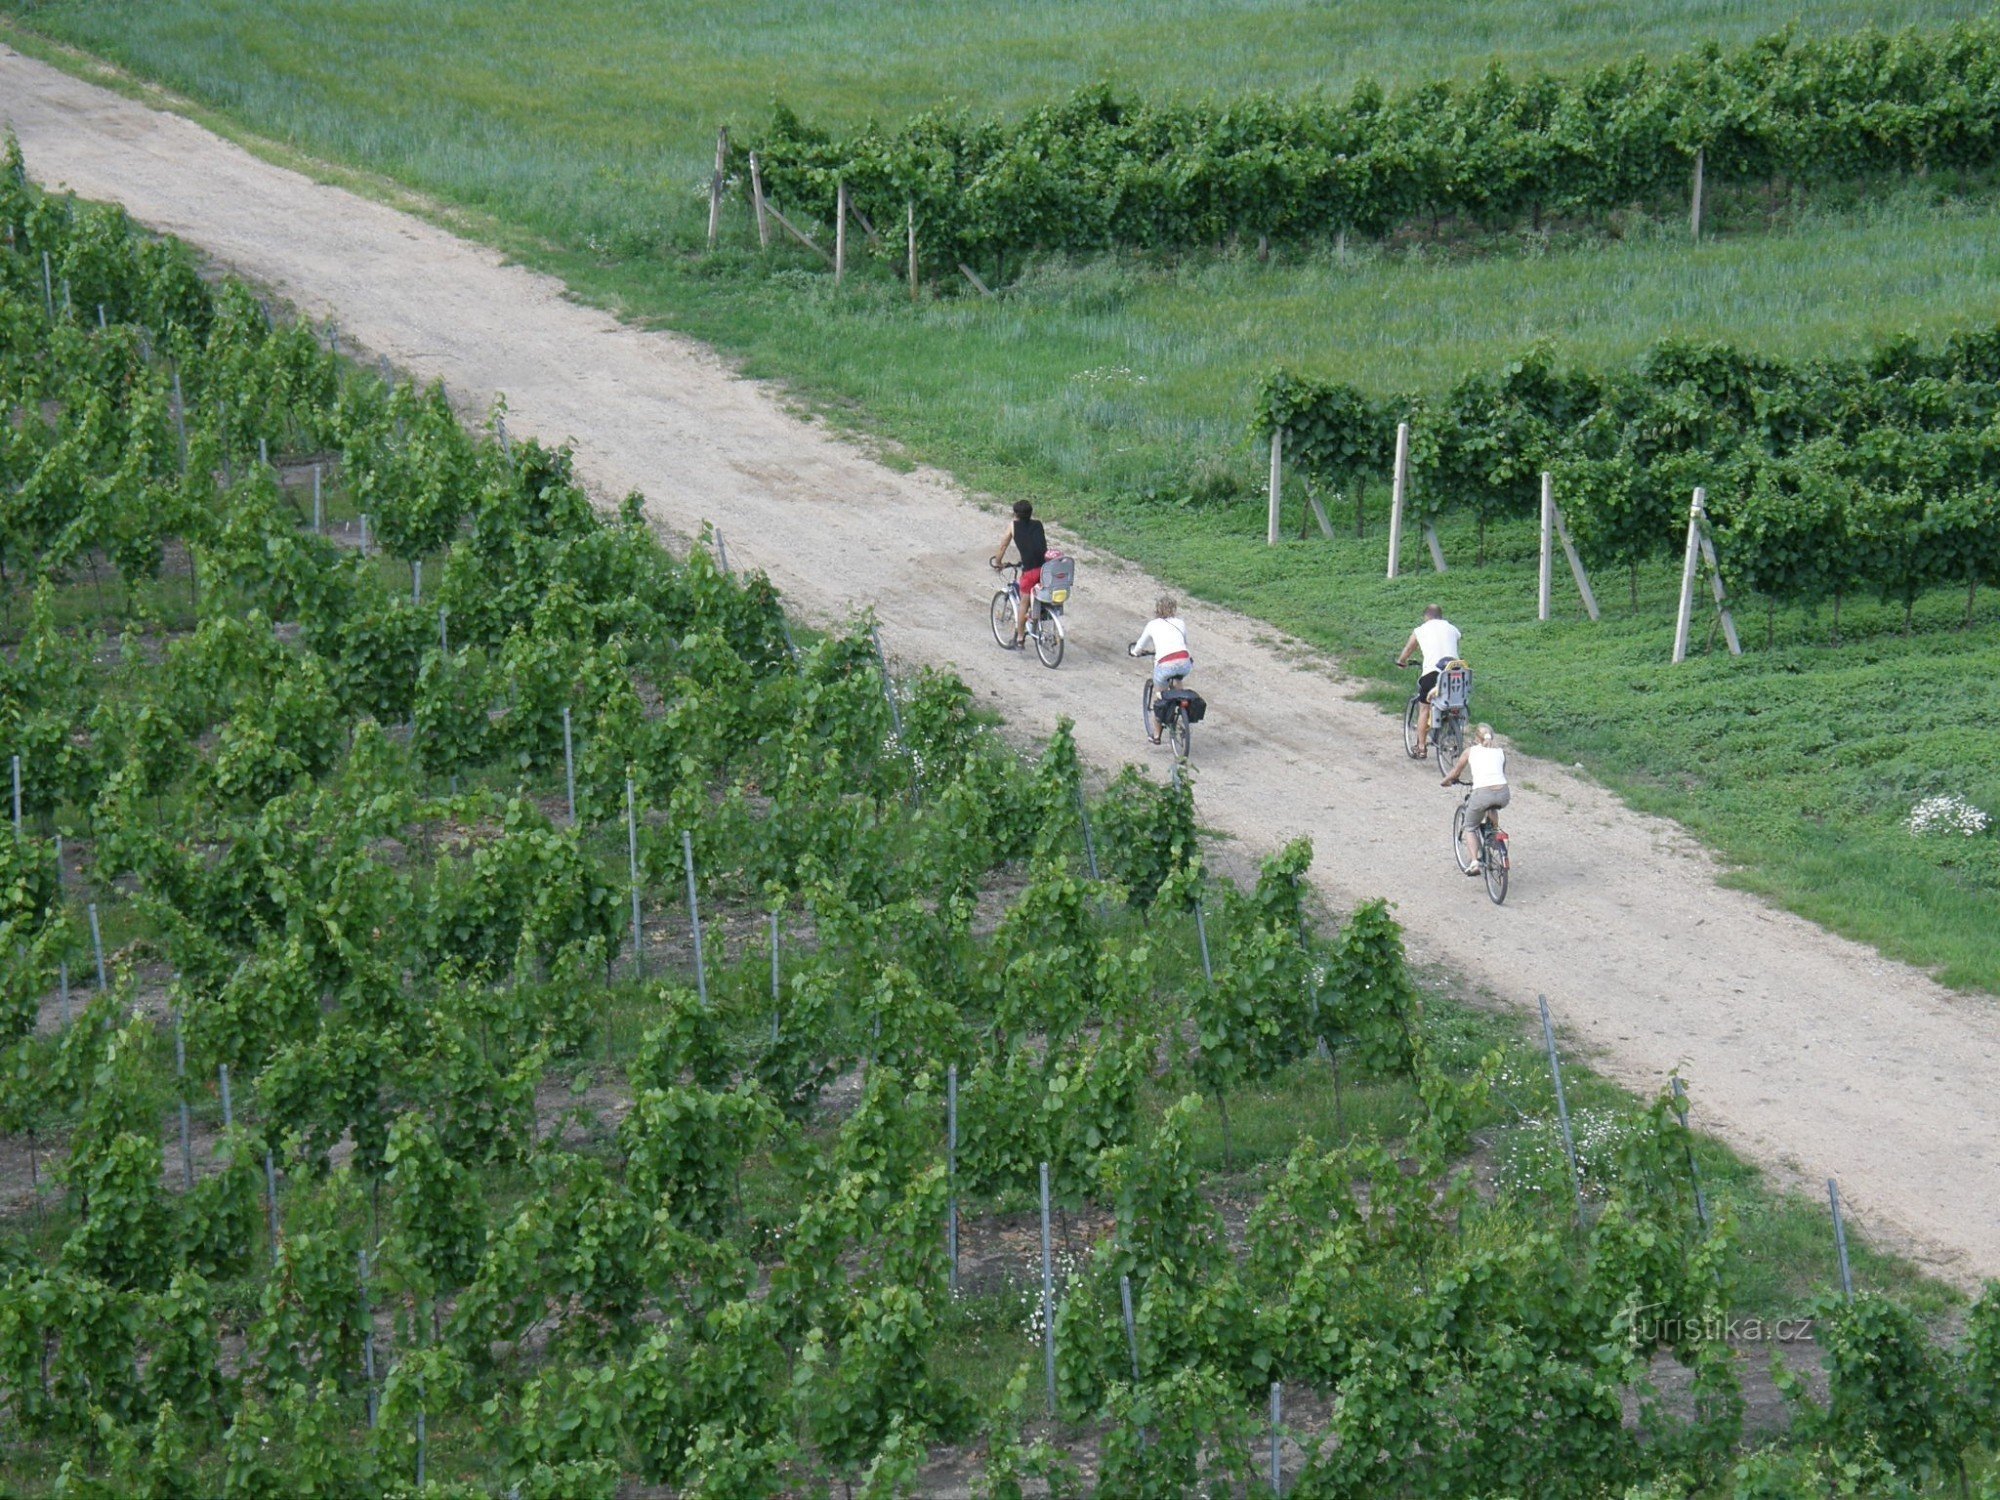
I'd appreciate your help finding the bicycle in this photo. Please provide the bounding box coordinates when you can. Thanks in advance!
[1138,661,1196,759]
[1402,659,1470,777]
[989,558,1067,668]
[1451,786,1510,905]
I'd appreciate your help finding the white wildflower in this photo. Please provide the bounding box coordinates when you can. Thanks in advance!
[1907,793,1990,837]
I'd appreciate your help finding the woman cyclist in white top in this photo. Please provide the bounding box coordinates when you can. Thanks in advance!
[1129,595,1192,745]
[1442,723,1508,874]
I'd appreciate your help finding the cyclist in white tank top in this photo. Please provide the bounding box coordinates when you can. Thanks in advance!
[1442,723,1509,874]
[1394,605,1463,757]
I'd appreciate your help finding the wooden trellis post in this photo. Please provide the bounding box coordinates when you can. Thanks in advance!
[1266,427,1283,546]
[749,152,771,249]
[1690,148,1706,244]
[834,180,849,286]
[707,127,729,252]
[1385,421,1410,579]
[1672,488,1740,662]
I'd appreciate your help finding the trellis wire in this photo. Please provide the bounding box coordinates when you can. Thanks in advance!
[264,1151,282,1265]
[1670,1077,1710,1233]
[769,911,782,1042]
[683,830,708,1008]
[946,1065,959,1294]
[88,903,107,992]
[1039,1161,1057,1416]
[1270,1382,1284,1494]
[174,1012,194,1190]
[359,1249,378,1427]
[171,369,188,471]
[1193,889,1213,984]
[870,625,904,745]
[626,777,644,974]
[1120,1274,1140,1382]
[561,707,577,826]
[1539,994,1588,1228]
[1074,779,1100,881]
[1829,1178,1855,1301]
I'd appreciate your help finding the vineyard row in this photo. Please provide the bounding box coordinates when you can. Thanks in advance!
[1255,327,2000,630]
[748,22,2000,275]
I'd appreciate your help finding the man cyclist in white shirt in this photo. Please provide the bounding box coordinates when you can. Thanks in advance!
[1443,723,1509,873]
[1129,595,1192,745]
[1393,605,1462,759]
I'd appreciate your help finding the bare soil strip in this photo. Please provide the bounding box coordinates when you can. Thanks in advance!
[5,45,1995,1287]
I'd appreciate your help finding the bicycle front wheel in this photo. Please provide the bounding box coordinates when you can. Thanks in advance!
[1483,836,1510,905]
[1034,611,1065,668]
[1141,680,1157,742]
[1402,698,1423,759]
[990,590,1017,649]
[1434,713,1465,777]
[1451,801,1474,874]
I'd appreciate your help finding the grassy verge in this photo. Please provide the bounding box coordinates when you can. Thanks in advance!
[5,2,1997,997]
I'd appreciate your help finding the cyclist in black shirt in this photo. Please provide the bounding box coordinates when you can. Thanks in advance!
[989,499,1048,648]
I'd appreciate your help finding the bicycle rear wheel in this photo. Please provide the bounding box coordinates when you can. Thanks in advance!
[1434,712,1465,777]
[1168,709,1191,760]
[990,590,1018,649]
[1402,698,1423,759]
[1483,834,1510,905]
[1034,611,1065,668]
[1451,801,1474,874]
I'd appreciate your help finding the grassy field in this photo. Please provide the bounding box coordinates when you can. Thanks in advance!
[8,0,2000,991]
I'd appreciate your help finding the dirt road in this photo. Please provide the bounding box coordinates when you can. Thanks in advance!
[6,44,1996,1287]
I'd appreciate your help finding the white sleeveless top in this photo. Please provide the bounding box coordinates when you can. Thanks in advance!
[1468,745,1506,788]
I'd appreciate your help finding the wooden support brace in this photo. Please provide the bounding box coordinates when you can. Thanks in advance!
[1695,523,1742,656]
[1423,522,1447,573]
[850,200,882,247]
[1551,502,1600,621]
[1305,486,1335,539]
[957,262,995,298]
[764,201,833,264]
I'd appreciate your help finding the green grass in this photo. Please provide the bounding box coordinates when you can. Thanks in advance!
[7,0,2000,994]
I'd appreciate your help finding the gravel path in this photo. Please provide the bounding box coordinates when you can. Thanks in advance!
[6,43,1995,1288]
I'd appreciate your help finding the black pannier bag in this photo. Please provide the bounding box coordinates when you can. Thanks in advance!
[1157,687,1206,723]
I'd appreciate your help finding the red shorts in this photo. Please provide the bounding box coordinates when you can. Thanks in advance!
[1019,567,1041,597]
